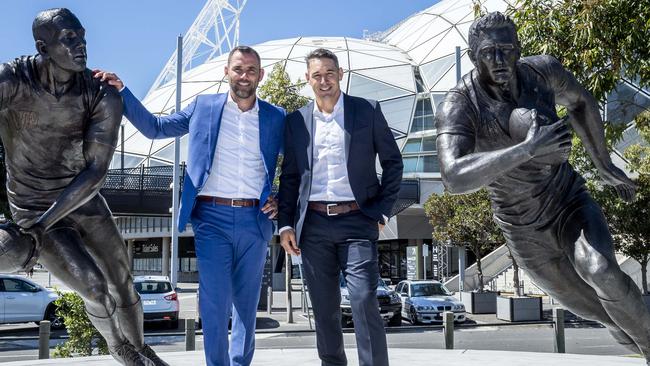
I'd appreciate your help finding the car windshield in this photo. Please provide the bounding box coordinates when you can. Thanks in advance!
[411,283,452,297]
[134,281,172,294]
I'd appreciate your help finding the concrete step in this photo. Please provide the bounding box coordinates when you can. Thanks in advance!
[5,349,644,365]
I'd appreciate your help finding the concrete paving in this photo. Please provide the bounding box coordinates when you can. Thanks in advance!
[3,349,645,365]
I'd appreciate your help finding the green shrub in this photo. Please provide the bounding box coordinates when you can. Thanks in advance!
[53,291,108,357]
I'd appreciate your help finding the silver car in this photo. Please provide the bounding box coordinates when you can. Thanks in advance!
[0,274,63,329]
[395,280,466,325]
[134,276,179,329]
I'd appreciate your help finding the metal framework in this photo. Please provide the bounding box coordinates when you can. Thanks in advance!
[147,0,248,97]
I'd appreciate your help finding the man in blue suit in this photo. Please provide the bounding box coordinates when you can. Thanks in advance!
[95,46,285,366]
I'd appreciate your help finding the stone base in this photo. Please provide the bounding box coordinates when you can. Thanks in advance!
[5,349,643,365]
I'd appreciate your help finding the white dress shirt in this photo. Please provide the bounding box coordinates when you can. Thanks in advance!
[309,92,355,202]
[199,94,266,199]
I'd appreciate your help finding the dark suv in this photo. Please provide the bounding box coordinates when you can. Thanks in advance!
[340,276,402,327]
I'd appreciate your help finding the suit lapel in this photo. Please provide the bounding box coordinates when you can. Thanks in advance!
[258,101,273,180]
[208,93,228,171]
[304,102,315,170]
[343,93,354,164]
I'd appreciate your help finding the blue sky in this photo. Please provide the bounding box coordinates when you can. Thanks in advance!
[0,0,438,98]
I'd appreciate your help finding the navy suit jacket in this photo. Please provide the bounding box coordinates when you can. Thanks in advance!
[278,93,403,244]
[121,87,285,236]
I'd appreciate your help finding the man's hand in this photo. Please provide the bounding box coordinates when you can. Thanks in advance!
[523,110,572,158]
[378,222,385,232]
[600,163,636,201]
[261,196,278,219]
[92,70,124,90]
[280,229,300,256]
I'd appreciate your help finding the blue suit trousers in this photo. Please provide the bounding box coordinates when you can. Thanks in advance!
[191,201,268,366]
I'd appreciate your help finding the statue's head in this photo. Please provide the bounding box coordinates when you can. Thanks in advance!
[32,8,87,72]
[468,12,520,86]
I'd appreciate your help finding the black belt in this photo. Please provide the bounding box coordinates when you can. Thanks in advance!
[308,201,360,216]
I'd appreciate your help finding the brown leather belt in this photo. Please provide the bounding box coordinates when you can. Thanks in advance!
[197,196,259,207]
[308,201,360,216]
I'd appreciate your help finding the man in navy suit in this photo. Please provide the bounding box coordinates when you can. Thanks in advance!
[278,48,403,366]
[95,46,285,366]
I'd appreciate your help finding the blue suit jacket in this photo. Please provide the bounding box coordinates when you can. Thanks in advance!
[120,87,285,236]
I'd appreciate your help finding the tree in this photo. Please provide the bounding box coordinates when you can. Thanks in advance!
[258,62,311,189]
[510,0,650,102]
[424,189,504,292]
[53,291,108,358]
[511,0,650,293]
[259,63,310,114]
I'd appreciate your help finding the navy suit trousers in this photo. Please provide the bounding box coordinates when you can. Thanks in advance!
[300,210,389,366]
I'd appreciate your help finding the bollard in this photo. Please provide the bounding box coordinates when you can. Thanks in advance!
[267,285,273,315]
[443,311,454,349]
[38,321,50,359]
[553,307,565,353]
[185,318,196,351]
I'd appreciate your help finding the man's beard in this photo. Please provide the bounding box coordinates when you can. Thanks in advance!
[231,83,255,99]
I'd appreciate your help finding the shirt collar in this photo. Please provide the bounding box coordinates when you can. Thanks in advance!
[313,92,344,121]
[227,92,259,114]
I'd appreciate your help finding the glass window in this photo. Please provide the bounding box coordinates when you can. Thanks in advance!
[403,139,422,153]
[411,98,435,133]
[421,155,440,172]
[2,279,38,292]
[134,281,172,294]
[422,136,436,152]
[410,283,452,297]
[349,73,410,101]
[403,157,418,173]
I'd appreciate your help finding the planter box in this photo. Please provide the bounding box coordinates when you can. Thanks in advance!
[497,295,543,322]
[461,291,497,314]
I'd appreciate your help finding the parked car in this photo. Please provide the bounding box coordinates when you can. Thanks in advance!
[0,274,63,329]
[340,275,402,327]
[395,280,466,325]
[134,276,179,329]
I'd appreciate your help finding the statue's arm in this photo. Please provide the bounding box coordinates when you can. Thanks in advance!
[550,56,634,195]
[438,133,533,194]
[436,95,534,194]
[31,86,122,231]
[0,64,17,112]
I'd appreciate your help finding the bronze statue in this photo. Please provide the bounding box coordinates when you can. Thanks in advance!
[0,8,167,366]
[436,12,650,363]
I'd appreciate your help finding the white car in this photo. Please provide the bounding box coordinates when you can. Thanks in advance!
[395,280,466,325]
[134,276,179,329]
[0,274,63,329]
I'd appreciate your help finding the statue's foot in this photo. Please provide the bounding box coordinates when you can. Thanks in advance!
[110,342,155,366]
[139,344,170,366]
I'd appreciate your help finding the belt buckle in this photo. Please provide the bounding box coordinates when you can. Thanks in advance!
[326,203,339,216]
[231,199,243,208]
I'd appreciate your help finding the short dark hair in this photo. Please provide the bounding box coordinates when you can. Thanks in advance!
[228,45,261,66]
[305,48,339,69]
[468,12,519,55]
[32,8,80,42]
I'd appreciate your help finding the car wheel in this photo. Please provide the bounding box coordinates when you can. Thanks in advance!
[409,307,420,325]
[388,312,401,327]
[44,305,65,330]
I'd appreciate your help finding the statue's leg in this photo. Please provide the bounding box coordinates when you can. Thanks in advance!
[76,197,169,366]
[504,221,639,354]
[38,223,153,366]
[514,253,639,353]
[561,199,650,360]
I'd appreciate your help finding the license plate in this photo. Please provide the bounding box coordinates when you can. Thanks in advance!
[143,300,156,306]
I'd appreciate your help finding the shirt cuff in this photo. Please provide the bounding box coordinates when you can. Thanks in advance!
[381,215,389,225]
[279,226,294,234]
[118,85,126,93]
